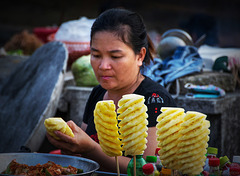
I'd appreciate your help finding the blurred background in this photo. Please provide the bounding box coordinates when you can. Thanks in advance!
[1,0,240,161]
[0,0,240,48]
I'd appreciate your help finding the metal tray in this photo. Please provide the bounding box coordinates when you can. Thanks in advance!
[0,153,99,176]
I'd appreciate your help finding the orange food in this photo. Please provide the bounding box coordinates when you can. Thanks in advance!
[1,159,83,176]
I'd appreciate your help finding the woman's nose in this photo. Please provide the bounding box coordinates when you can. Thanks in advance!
[99,58,111,69]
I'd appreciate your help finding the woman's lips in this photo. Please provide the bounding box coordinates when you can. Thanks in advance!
[101,76,111,80]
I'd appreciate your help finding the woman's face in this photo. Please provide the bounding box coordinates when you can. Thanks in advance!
[90,31,144,91]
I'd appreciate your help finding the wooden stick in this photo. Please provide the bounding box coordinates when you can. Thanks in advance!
[133,155,136,176]
[115,156,120,176]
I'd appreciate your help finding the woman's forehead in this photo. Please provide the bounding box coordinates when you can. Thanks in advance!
[90,32,134,54]
[91,31,132,51]
[91,32,124,46]
[92,25,130,40]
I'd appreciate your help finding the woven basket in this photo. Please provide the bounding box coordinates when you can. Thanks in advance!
[48,33,90,67]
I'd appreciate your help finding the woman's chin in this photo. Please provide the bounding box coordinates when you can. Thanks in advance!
[100,82,115,90]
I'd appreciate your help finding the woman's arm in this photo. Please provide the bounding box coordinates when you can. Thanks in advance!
[81,122,87,131]
[81,128,157,173]
[47,121,157,174]
[46,120,131,173]
[143,126,158,158]
[82,143,131,173]
[83,127,157,173]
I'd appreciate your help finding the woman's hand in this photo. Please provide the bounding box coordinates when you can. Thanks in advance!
[46,120,96,155]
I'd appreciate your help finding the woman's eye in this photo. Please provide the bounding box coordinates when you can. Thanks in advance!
[111,56,122,59]
[92,54,101,58]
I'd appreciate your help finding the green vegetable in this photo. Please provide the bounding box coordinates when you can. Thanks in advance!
[4,161,13,174]
[71,55,99,87]
[77,168,83,173]
[7,49,23,56]
[45,169,52,176]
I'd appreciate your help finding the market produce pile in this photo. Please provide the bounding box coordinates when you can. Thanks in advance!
[94,94,148,157]
[156,107,210,175]
[4,30,43,55]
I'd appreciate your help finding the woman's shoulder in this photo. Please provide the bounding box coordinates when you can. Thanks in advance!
[83,85,105,123]
[88,85,106,102]
[91,85,106,95]
[136,76,176,106]
[138,76,167,94]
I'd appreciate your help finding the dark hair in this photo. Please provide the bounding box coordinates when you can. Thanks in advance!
[90,8,155,65]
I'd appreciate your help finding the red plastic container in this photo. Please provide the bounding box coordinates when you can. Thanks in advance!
[49,149,62,155]
[33,27,58,43]
[48,33,90,67]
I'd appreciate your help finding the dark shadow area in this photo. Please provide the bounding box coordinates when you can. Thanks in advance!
[0,0,240,47]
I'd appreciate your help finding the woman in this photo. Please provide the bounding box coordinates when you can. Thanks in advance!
[46,8,176,173]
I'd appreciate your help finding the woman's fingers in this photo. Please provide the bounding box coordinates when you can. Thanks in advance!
[54,130,74,142]
[66,120,79,133]
[46,131,74,151]
[46,120,95,154]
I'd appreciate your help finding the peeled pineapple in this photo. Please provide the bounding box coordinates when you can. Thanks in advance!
[44,117,74,140]
[93,94,149,157]
[117,94,148,156]
[177,111,210,175]
[156,108,210,175]
[156,107,185,169]
[94,100,122,157]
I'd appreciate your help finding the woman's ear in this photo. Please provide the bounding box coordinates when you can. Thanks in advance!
[137,47,146,66]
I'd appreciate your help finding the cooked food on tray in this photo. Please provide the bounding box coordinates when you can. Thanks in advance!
[1,159,83,176]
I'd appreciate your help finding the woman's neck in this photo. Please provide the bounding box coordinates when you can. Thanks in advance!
[104,74,145,107]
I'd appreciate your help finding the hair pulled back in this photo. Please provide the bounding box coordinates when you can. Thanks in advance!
[90,8,155,65]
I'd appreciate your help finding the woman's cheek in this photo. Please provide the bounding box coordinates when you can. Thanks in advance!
[90,60,98,73]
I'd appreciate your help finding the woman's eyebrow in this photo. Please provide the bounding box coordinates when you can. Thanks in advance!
[91,47,98,52]
[109,50,122,53]
[91,47,122,53]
